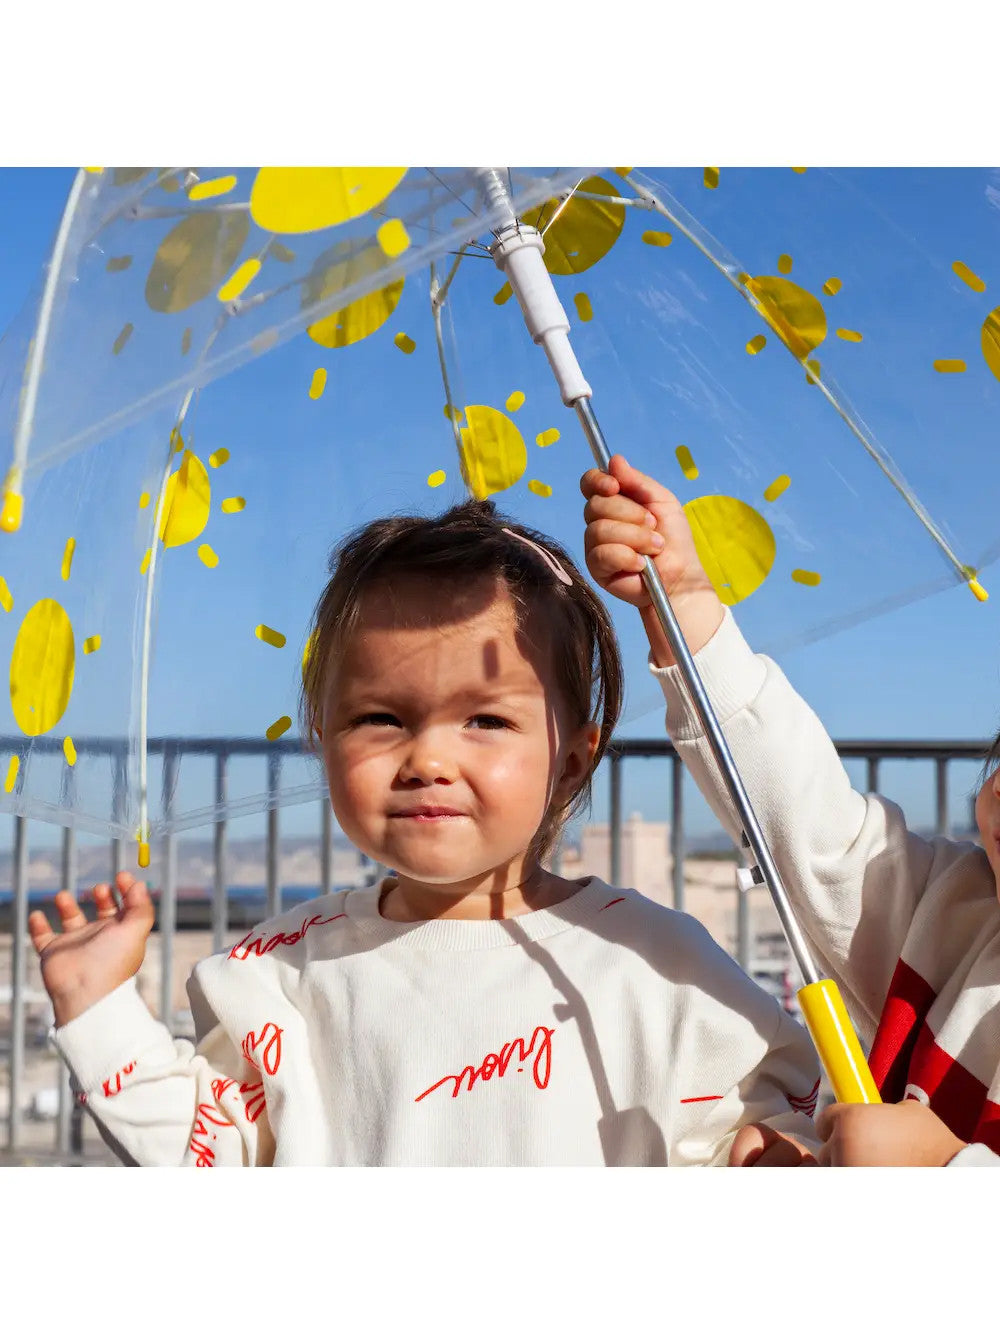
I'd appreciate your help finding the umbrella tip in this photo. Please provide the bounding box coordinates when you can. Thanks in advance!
[967,576,989,603]
[0,490,23,533]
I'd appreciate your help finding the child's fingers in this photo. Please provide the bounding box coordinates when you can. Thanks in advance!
[582,490,658,530]
[586,541,649,581]
[27,910,56,955]
[584,517,664,560]
[729,1122,817,1166]
[119,878,156,929]
[607,454,679,507]
[54,890,89,932]
[93,882,118,920]
[579,467,620,501]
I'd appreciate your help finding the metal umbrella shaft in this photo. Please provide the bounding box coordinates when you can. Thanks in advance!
[478,168,880,1105]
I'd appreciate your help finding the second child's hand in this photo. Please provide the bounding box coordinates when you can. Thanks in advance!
[28,872,155,1027]
[580,453,724,667]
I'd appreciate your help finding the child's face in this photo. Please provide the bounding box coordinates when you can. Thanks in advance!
[975,765,1000,899]
[320,577,598,895]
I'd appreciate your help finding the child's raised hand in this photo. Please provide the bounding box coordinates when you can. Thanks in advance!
[28,872,156,1028]
[816,1100,966,1166]
[580,454,724,666]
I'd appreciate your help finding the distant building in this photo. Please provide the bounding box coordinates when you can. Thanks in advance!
[560,813,670,899]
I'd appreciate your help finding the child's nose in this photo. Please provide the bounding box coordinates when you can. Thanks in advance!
[398,730,456,783]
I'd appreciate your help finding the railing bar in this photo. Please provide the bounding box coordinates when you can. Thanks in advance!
[212,753,228,953]
[936,757,950,837]
[7,815,28,1151]
[319,798,332,899]
[608,755,622,888]
[159,747,178,1032]
[670,754,685,914]
[266,752,281,919]
[56,820,77,1155]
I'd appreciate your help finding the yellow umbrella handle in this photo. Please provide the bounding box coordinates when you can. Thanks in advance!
[797,978,881,1104]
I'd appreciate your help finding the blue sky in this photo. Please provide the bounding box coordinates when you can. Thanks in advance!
[1,167,999,853]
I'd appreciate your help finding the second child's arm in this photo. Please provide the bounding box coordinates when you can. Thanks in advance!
[581,456,961,1038]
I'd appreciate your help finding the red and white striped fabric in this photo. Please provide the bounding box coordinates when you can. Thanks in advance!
[655,610,1000,1165]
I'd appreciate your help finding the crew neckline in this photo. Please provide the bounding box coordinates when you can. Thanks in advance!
[342,875,624,951]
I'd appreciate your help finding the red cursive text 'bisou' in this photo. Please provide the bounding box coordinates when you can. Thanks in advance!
[227,911,346,962]
[415,1025,555,1103]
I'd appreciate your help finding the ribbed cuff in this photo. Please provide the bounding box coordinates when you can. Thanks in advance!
[52,977,178,1091]
[947,1142,1000,1167]
[648,608,768,742]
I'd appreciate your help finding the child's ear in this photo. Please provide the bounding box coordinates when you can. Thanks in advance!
[557,721,601,800]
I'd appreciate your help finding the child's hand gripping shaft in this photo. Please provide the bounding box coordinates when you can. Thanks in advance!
[580,448,881,1106]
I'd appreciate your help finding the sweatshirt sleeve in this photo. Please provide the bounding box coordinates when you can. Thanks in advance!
[652,609,969,1042]
[52,975,273,1167]
[674,1002,822,1167]
[948,1143,1000,1166]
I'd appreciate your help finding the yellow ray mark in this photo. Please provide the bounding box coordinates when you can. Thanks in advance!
[112,323,134,354]
[536,428,560,448]
[218,258,261,303]
[805,358,822,383]
[170,428,184,453]
[84,167,103,174]
[763,475,790,503]
[615,168,633,178]
[266,715,292,741]
[522,176,625,275]
[443,404,463,423]
[953,260,986,294]
[684,496,775,607]
[377,219,410,258]
[255,624,287,649]
[0,578,12,613]
[737,272,750,286]
[704,168,720,189]
[1,490,23,533]
[574,293,593,322]
[83,635,101,654]
[161,452,211,547]
[63,736,77,767]
[10,598,75,735]
[837,328,863,342]
[982,307,1000,381]
[189,174,237,201]
[791,569,822,587]
[139,491,151,509]
[506,391,526,413]
[528,480,553,498]
[60,538,76,582]
[181,328,192,356]
[302,629,318,676]
[934,359,967,373]
[268,241,296,263]
[309,368,327,400]
[792,167,808,174]
[250,168,407,234]
[209,448,230,468]
[198,544,218,568]
[459,405,527,500]
[221,497,245,514]
[427,470,446,488]
[822,277,842,297]
[4,755,18,793]
[140,549,151,576]
[394,332,416,354]
[138,842,150,869]
[777,254,793,275]
[642,230,673,247]
[746,334,767,355]
[675,446,698,481]
[106,255,132,273]
[494,283,513,305]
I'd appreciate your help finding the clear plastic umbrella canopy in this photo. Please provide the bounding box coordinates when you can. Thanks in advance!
[0,165,997,853]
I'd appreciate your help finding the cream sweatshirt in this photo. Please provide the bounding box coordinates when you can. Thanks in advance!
[653,610,1000,1166]
[54,875,820,1166]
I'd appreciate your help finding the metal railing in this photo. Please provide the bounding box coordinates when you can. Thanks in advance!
[0,733,989,1161]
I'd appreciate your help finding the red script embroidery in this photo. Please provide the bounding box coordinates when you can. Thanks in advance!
[102,1060,137,1098]
[242,1022,283,1077]
[415,1025,555,1103]
[228,911,346,962]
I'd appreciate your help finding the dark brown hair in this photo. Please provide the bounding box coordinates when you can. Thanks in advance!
[301,498,624,861]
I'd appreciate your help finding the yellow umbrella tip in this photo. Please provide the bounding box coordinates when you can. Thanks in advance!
[968,576,988,602]
[0,491,23,532]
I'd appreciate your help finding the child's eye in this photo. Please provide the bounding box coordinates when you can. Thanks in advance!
[352,713,400,728]
[468,714,509,730]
